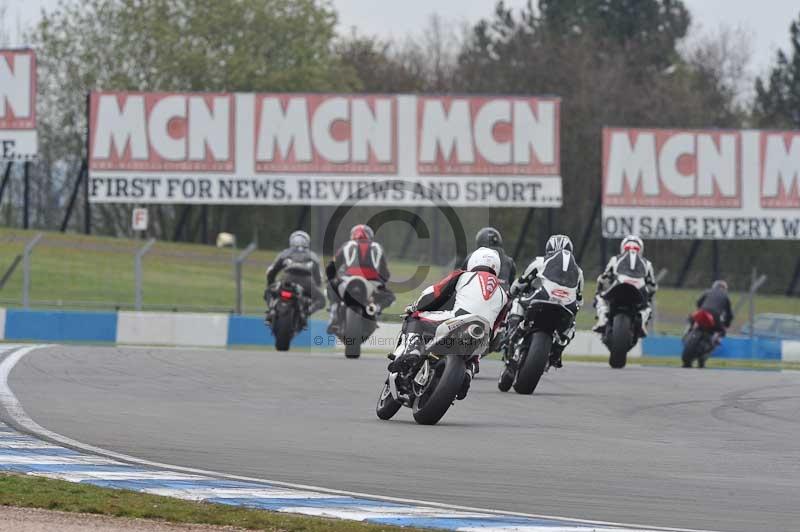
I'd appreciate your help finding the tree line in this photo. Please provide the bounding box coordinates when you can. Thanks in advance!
[3,0,800,292]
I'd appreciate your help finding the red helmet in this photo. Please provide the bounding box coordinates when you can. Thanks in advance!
[350,224,374,241]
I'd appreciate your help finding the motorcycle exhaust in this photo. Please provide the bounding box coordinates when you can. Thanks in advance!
[366,303,378,316]
[467,324,485,340]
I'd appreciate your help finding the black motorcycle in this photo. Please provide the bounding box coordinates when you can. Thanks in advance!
[376,314,490,425]
[334,275,382,359]
[265,280,310,351]
[598,253,649,368]
[682,310,720,368]
[499,294,575,395]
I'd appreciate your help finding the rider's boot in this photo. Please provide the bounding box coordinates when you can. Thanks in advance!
[389,333,423,374]
[592,313,608,334]
[592,295,609,334]
[457,360,477,400]
[639,307,652,337]
[549,345,564,369]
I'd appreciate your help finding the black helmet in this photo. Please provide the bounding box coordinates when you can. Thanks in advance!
[475,227,502,248]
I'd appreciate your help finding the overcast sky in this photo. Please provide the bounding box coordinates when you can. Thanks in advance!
[5,0,799,76]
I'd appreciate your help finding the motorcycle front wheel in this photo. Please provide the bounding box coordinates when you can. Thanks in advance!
[609,313,632,369]
[412,355,465,425]
[513,331,550,395]
[376,379,402,420]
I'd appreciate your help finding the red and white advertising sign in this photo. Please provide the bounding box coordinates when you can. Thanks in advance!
[602,127,800,240]
[88,92,561,207]
[131,207,148,231]
[0,49,37,161]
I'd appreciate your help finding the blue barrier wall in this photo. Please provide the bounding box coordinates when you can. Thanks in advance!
[0,308,790,360]
[226,317,336,348]
[642,335,782,360]
[5,309,117,342]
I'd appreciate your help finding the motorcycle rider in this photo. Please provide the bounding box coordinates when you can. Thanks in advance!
[592,235,657,336]
[460,227,517,286]
[389,247,510,399]
[506,235,584,369]
[326,224,395,334]
[265,230,326,321]
[695,280,734,333]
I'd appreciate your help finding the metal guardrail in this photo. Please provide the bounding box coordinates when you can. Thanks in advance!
[234,242,257,315]
[134,238,157,311]
[22,233,44,308]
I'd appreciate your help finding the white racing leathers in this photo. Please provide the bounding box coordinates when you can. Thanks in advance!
[594,251,657,335]
[397,269,510,358]
[509,250,584,352]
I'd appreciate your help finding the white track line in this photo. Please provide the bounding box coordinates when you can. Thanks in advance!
[0,344,719,532]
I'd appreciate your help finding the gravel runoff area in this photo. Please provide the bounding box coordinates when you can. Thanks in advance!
[0,506,245,532]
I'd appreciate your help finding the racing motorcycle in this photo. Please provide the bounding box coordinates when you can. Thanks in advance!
[376,314,490,425]
[599,252,649,369]
[682,310,720,368]
[265,280,311,351]
[498,285,575,395]
[333,275,382,358]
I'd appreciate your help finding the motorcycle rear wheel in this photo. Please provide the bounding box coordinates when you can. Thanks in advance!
[273,308,295,351]
[343,307,363,359]
[412,355,465,425]
[513,331,550,395]
[682,330,703,368]
[609,313,632,369]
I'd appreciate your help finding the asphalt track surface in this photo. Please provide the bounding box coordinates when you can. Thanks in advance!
[7,345,800,532]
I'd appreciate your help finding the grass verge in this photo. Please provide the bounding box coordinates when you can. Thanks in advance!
[0,227,797,333]
[0,473,426,531]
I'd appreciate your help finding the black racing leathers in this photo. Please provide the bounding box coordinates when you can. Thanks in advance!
[266,247,326,313]
[697,288,734,330]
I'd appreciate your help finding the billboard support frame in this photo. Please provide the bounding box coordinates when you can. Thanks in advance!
[60,159,87,232]
[711,240,720,281]
[787,258,800,296]
[172,205,192,242]
[676,240,702,288]
[0,162,12,205]
[22,161,30,229]
[513,208,535,261]
[577,196,601,263]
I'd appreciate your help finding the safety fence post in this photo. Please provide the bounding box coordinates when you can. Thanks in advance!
[22,233,44,308]
[134,238,157,311]
[234,242,258,315]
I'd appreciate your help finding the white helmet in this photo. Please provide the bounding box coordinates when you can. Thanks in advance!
[545,234,573,256]
[467,247,501,275]
[289,230,310,249]
[620,235,643,254]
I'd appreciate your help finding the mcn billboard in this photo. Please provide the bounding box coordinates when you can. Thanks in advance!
[0,49,37,162]
[88,92,562,207]
[602,127,800,240]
